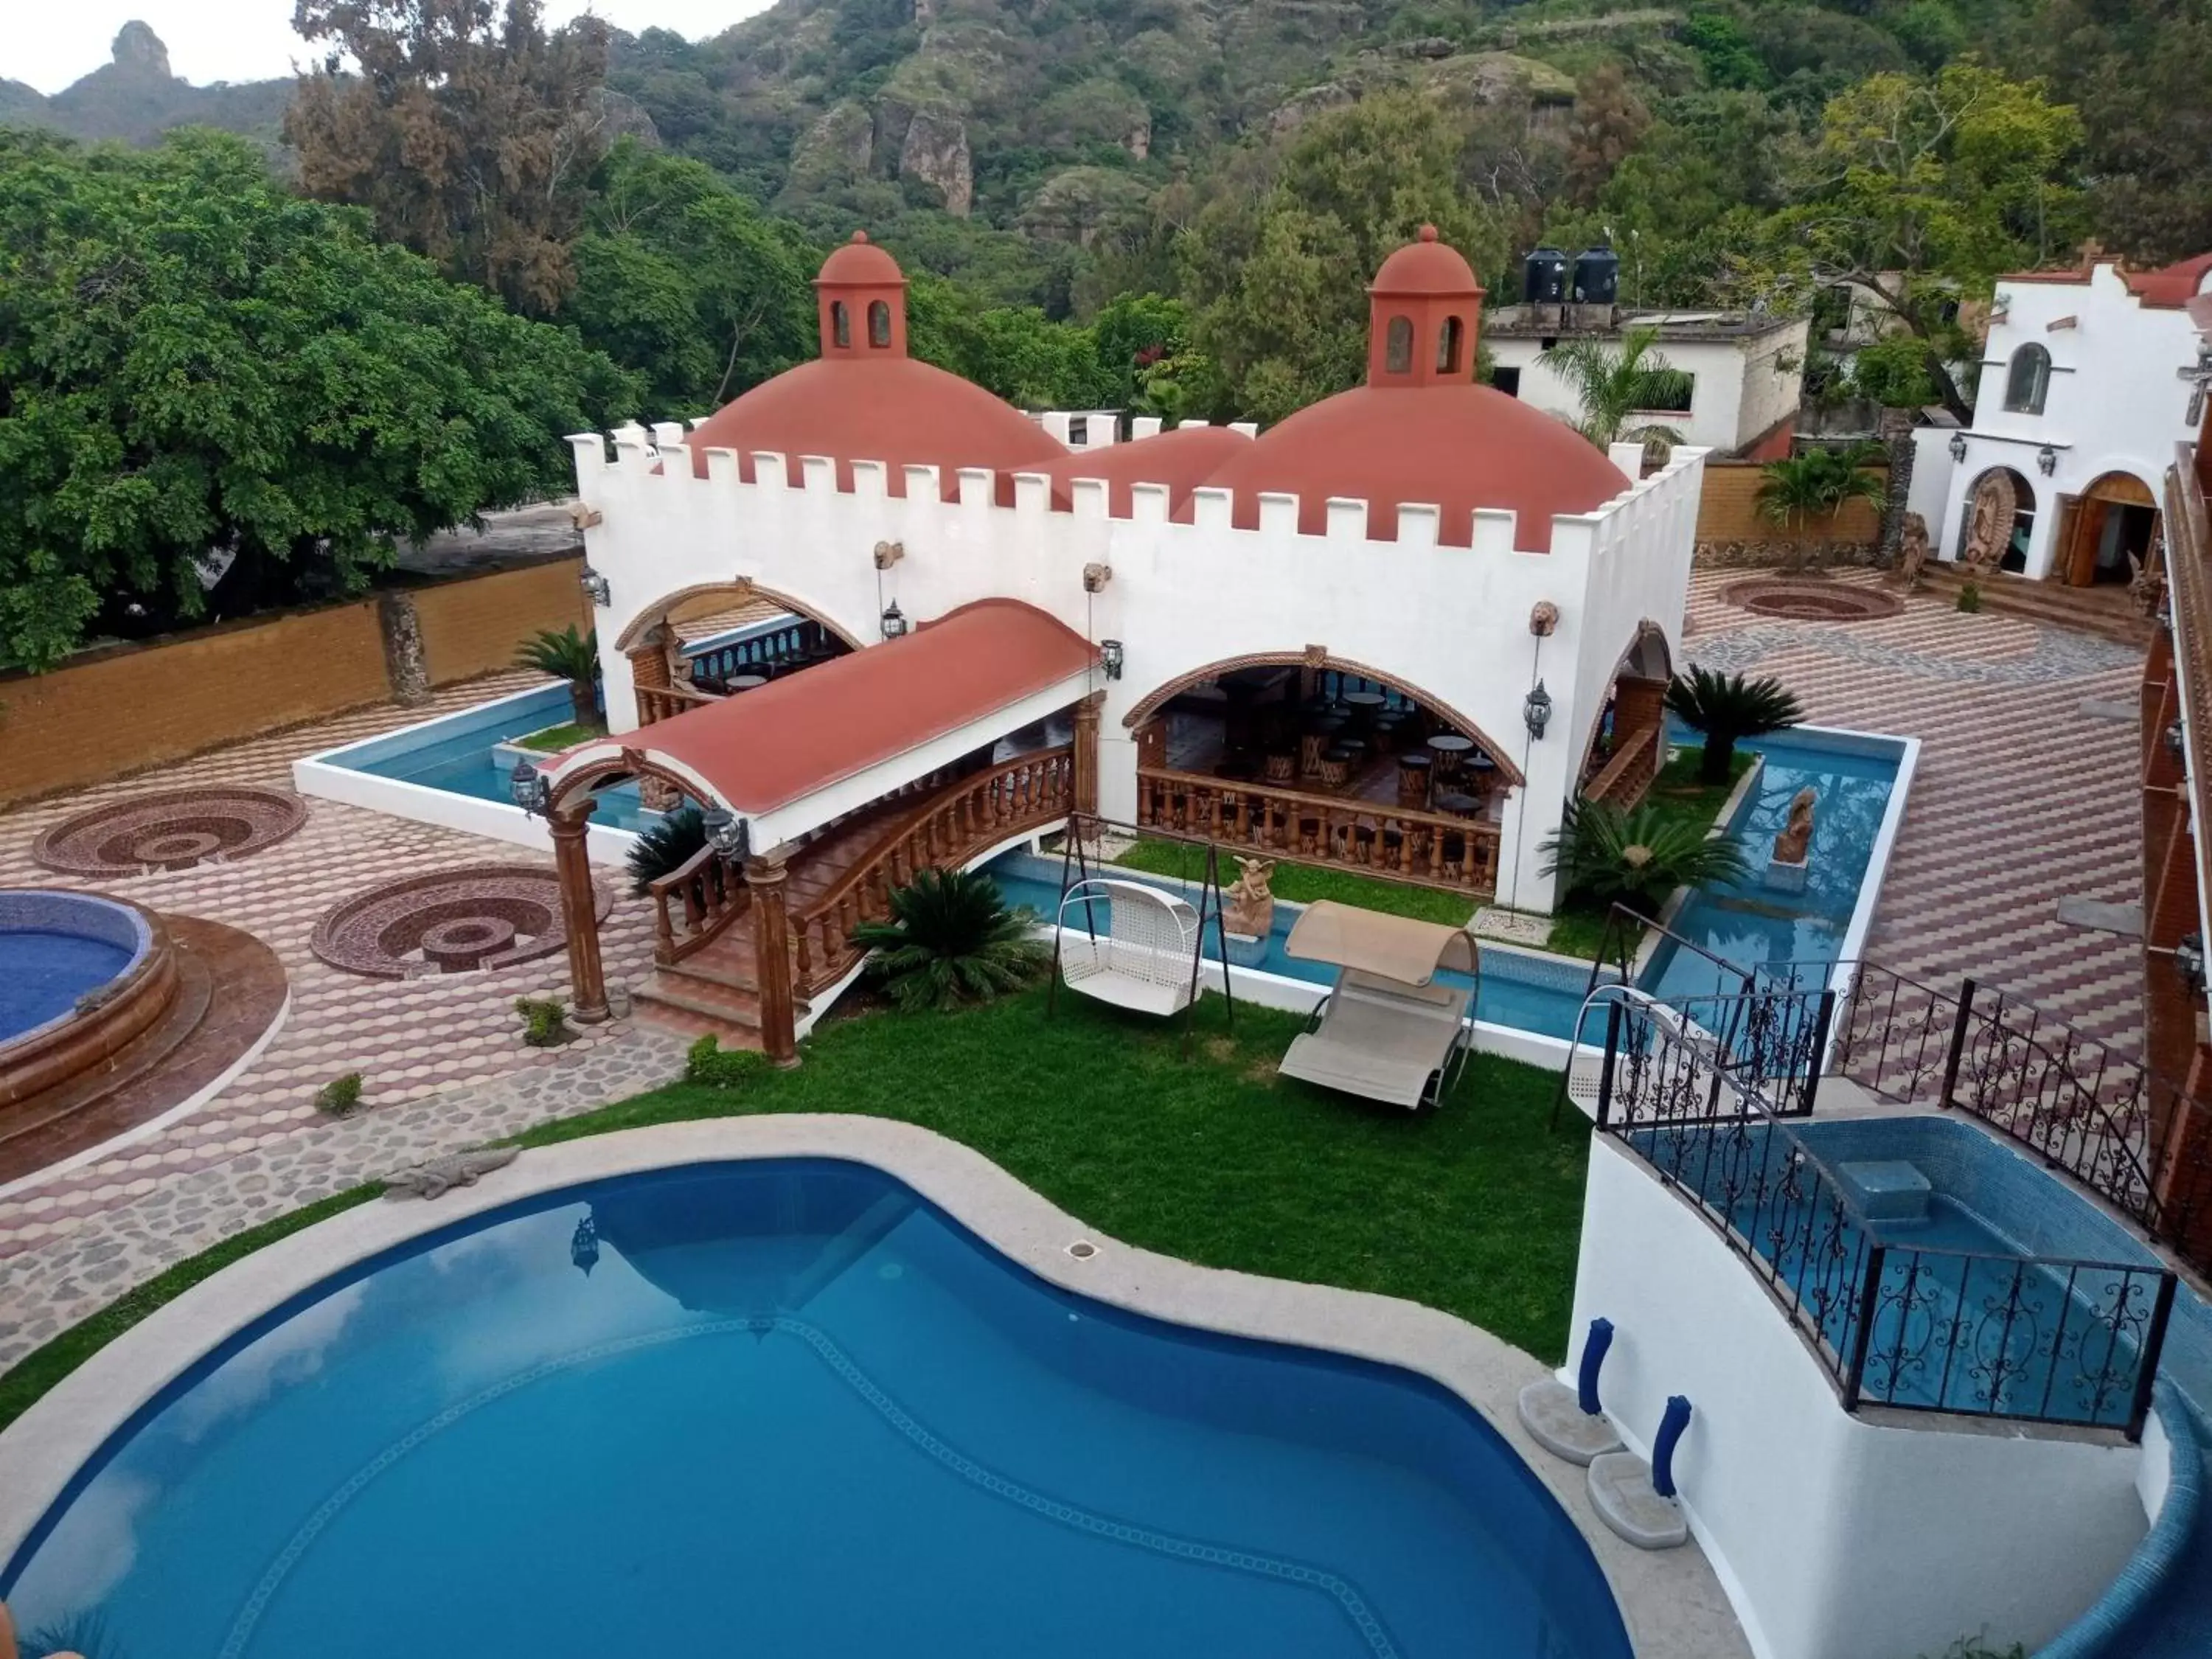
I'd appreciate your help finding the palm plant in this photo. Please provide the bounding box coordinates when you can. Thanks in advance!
[850,868,1049,1012]
[1754,445,1888,530]
[1540,798,1750,909]
[626,804,706,894]
[1665,667,1804,784]
[1548,327,1688,451]
[515,624,602,727]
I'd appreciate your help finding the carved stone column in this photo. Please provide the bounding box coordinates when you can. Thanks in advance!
[1072,691,1105,820]
[746,851,799,1066]
[549,805,609,1023]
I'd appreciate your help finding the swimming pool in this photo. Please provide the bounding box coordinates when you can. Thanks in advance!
[0,893,150,1044]
[0,1159,1632,1659]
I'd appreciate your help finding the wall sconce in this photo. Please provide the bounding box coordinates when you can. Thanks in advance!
[580,566,611,607]
[2168,722,2187,761]
[880,601,908,640]
[873,540,905,571]
[1083,563,1113,594]
[1099,639,1125,681]
[508,759,549,818]
[2177,931,2207,995]
[2037,444,2058,476]
[701,807,750,861]
[1948,431,1969,464]
[1523,679,1553,740]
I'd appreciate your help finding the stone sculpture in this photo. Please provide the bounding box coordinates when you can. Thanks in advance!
[1772,788,1818,865]
[1896,512,1931,592]
[381,1146,521,1200]
[1961,472,2016,577]
[1224,856,1277,939]
[2128,549,2168,620]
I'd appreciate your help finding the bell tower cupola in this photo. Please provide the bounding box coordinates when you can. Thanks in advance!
[815,231,908,360]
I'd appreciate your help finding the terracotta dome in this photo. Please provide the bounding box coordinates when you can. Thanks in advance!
[1188,226,1627,550]
[684,233,1065,498]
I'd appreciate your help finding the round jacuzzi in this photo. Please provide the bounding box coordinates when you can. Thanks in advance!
[0,890,177,1109]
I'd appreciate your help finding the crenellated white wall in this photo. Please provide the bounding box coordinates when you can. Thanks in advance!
[568,422,1707,913]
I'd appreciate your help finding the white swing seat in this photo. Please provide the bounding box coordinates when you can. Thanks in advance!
[1057,877,1203,1018]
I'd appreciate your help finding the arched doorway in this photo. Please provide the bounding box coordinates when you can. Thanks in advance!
[2056,471,2160,588]
[1956,467,2036,574]
[1578,623,1674,807]
[613,580,862,728]
[1121,652,1523,897]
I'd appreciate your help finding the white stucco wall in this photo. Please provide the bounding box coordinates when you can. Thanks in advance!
[567,427,1707,914]
[1488,323,1806,453]
[1570,1138,2149,1659]
[1933,262,2206,577]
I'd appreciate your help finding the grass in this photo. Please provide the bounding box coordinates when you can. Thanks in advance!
[0,988,1593,1431]
[0,1184,382,1435]
[1112,835,1477,927]
[515,720,604,753]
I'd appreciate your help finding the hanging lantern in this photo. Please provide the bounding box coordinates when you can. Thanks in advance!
[1099,639,1125,681]
[2037,444,2058,476]
[1523,680,1554,740]
[1948,431,1969,464]
[702,807,750,861]
[571,1214,600,1276]
[509,759,549,817]
[2177,932,2208,995]
[880,601,908,639]
[579,566,612,607]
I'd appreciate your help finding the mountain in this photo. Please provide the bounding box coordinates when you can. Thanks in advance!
[5,23,291,147]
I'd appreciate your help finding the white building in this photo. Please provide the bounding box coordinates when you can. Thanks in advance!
[1485,305,1808,456]
[1905,251,2212,583]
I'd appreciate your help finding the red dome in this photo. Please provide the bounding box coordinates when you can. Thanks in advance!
[1189,384,1627,551]
[685,357,1066,497]
[1370,224,1482,298]
[818,229,905,288]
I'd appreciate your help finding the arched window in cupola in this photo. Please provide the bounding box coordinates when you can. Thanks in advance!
[869,300,892,348]
[832,302,852,349]
[1436,315,1465,375]
[1385,316,1414,375]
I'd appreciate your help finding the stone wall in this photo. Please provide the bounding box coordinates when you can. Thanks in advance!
[0,555,587,807]
[1693,458,1888,568]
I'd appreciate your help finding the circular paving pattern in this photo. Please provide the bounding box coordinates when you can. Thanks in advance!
[33,787,310,877]
[310,865,610,980]
[1722,579,1904,622]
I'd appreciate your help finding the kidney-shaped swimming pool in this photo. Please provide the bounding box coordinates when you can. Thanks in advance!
[0,1160,1631,1659]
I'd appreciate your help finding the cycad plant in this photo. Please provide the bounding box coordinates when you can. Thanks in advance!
[1754,445,1888,531]
[1548,327,1689,451]
[626,804,706,894]
[1665,667,1804,783]
[1540,798,1750,909]
[515,624,602,727]
[850,868,1049,1012]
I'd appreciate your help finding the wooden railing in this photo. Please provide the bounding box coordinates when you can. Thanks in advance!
[1584,722,1664,808]
[790,746,1077,992]
[649,844,748,964]
[636,682,723,728]
[1135,766,1500,896]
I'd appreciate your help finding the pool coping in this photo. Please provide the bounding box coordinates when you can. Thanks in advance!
[0,1116,1751,1659]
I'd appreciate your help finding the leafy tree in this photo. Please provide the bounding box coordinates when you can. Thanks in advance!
[1541,798,1750,909]
[515,624,602,725]
[0,129,637,671]
[1755,445,1888,529]
[850,869,1050,1011]
[1546,328,1688,450]
[1665,668,1805,784]
[288,0,613,313]
[1565,65,1651,207]
[1762,63,2085,421]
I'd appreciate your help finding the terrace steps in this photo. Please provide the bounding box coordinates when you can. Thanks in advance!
[1914,566,2153,646]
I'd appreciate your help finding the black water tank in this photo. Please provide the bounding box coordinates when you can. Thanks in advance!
[1523,246,1568,305]
[1573,243,1620,305]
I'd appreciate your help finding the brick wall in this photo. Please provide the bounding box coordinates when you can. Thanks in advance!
[1694,459,1888,546]
[0,556,586,807]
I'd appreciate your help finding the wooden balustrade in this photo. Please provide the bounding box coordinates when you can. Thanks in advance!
[648,845,748,964]
[1583,722,1664,809]
[790,747,1076,994]
[1135,766,1500,897]
[635,682,723,728]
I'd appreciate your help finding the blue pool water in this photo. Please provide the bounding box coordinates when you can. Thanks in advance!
[0,931,134,1041]
[319,685,661,833]
[0,1161,1631,1659]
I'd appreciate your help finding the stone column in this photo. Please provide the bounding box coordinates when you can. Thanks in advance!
[627,627,682,810]
[1073,692,1105,820]
[550,805,609,1023]
[747,852,799,1066]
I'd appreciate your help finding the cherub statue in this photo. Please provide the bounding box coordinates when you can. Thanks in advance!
[1224,855,1276,938]
[1771,788,1817,865]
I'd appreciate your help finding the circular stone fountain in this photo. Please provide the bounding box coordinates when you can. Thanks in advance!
[32,787,309,877]
[1721,578,1902,622]
[310,866,608,980]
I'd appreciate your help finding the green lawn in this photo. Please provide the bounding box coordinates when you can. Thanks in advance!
[515,720,605,753]
[0,987,1593,1432]
[1113,835,1477,927]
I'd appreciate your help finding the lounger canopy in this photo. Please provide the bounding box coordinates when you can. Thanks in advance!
[1282,902,1478,985]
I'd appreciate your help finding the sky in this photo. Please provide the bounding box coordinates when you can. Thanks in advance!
[5,1,773,94]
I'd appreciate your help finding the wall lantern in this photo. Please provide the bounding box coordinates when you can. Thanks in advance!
[2037,444,2059,476]
[508,759,549,818]
[1099,639,1125,681]
[880,601,908,640]
[1948,431,1969,464]
[1523,679,1554,740]
[580,566,612,608]
[2168,721,2188,762]
[700,806,750,862]
[2177,931,2208,995]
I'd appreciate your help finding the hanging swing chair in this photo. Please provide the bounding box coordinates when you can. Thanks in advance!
[1055,877,1204,1017]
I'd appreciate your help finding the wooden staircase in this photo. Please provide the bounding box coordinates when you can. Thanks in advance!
[1915,565,2154,647]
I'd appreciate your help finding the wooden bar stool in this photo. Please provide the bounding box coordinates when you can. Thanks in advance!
[1396,752,1433,809]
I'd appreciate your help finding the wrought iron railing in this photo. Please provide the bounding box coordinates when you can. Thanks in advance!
[1596,994,2178,1438]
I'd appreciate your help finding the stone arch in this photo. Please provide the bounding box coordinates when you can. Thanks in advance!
[1957,466,2036,571]
[543,746,714,816]
[613,580,868,654]
[1121,649,1526,787]
[1576,621,1675,787]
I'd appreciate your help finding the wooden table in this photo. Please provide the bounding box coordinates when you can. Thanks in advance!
[1425,732,1474,782]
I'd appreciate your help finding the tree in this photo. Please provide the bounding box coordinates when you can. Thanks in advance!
[1764,63,2086,422]
[1755,445,1888,530]
[288,0,613,314]
[0,129,637,671]
[1565,66,1651,207]
[850,869,1049,1011]
[1547,328,1690,450]
[515,624,602,726]
[1665,669,1806,784]
[1540,799,1751,910]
